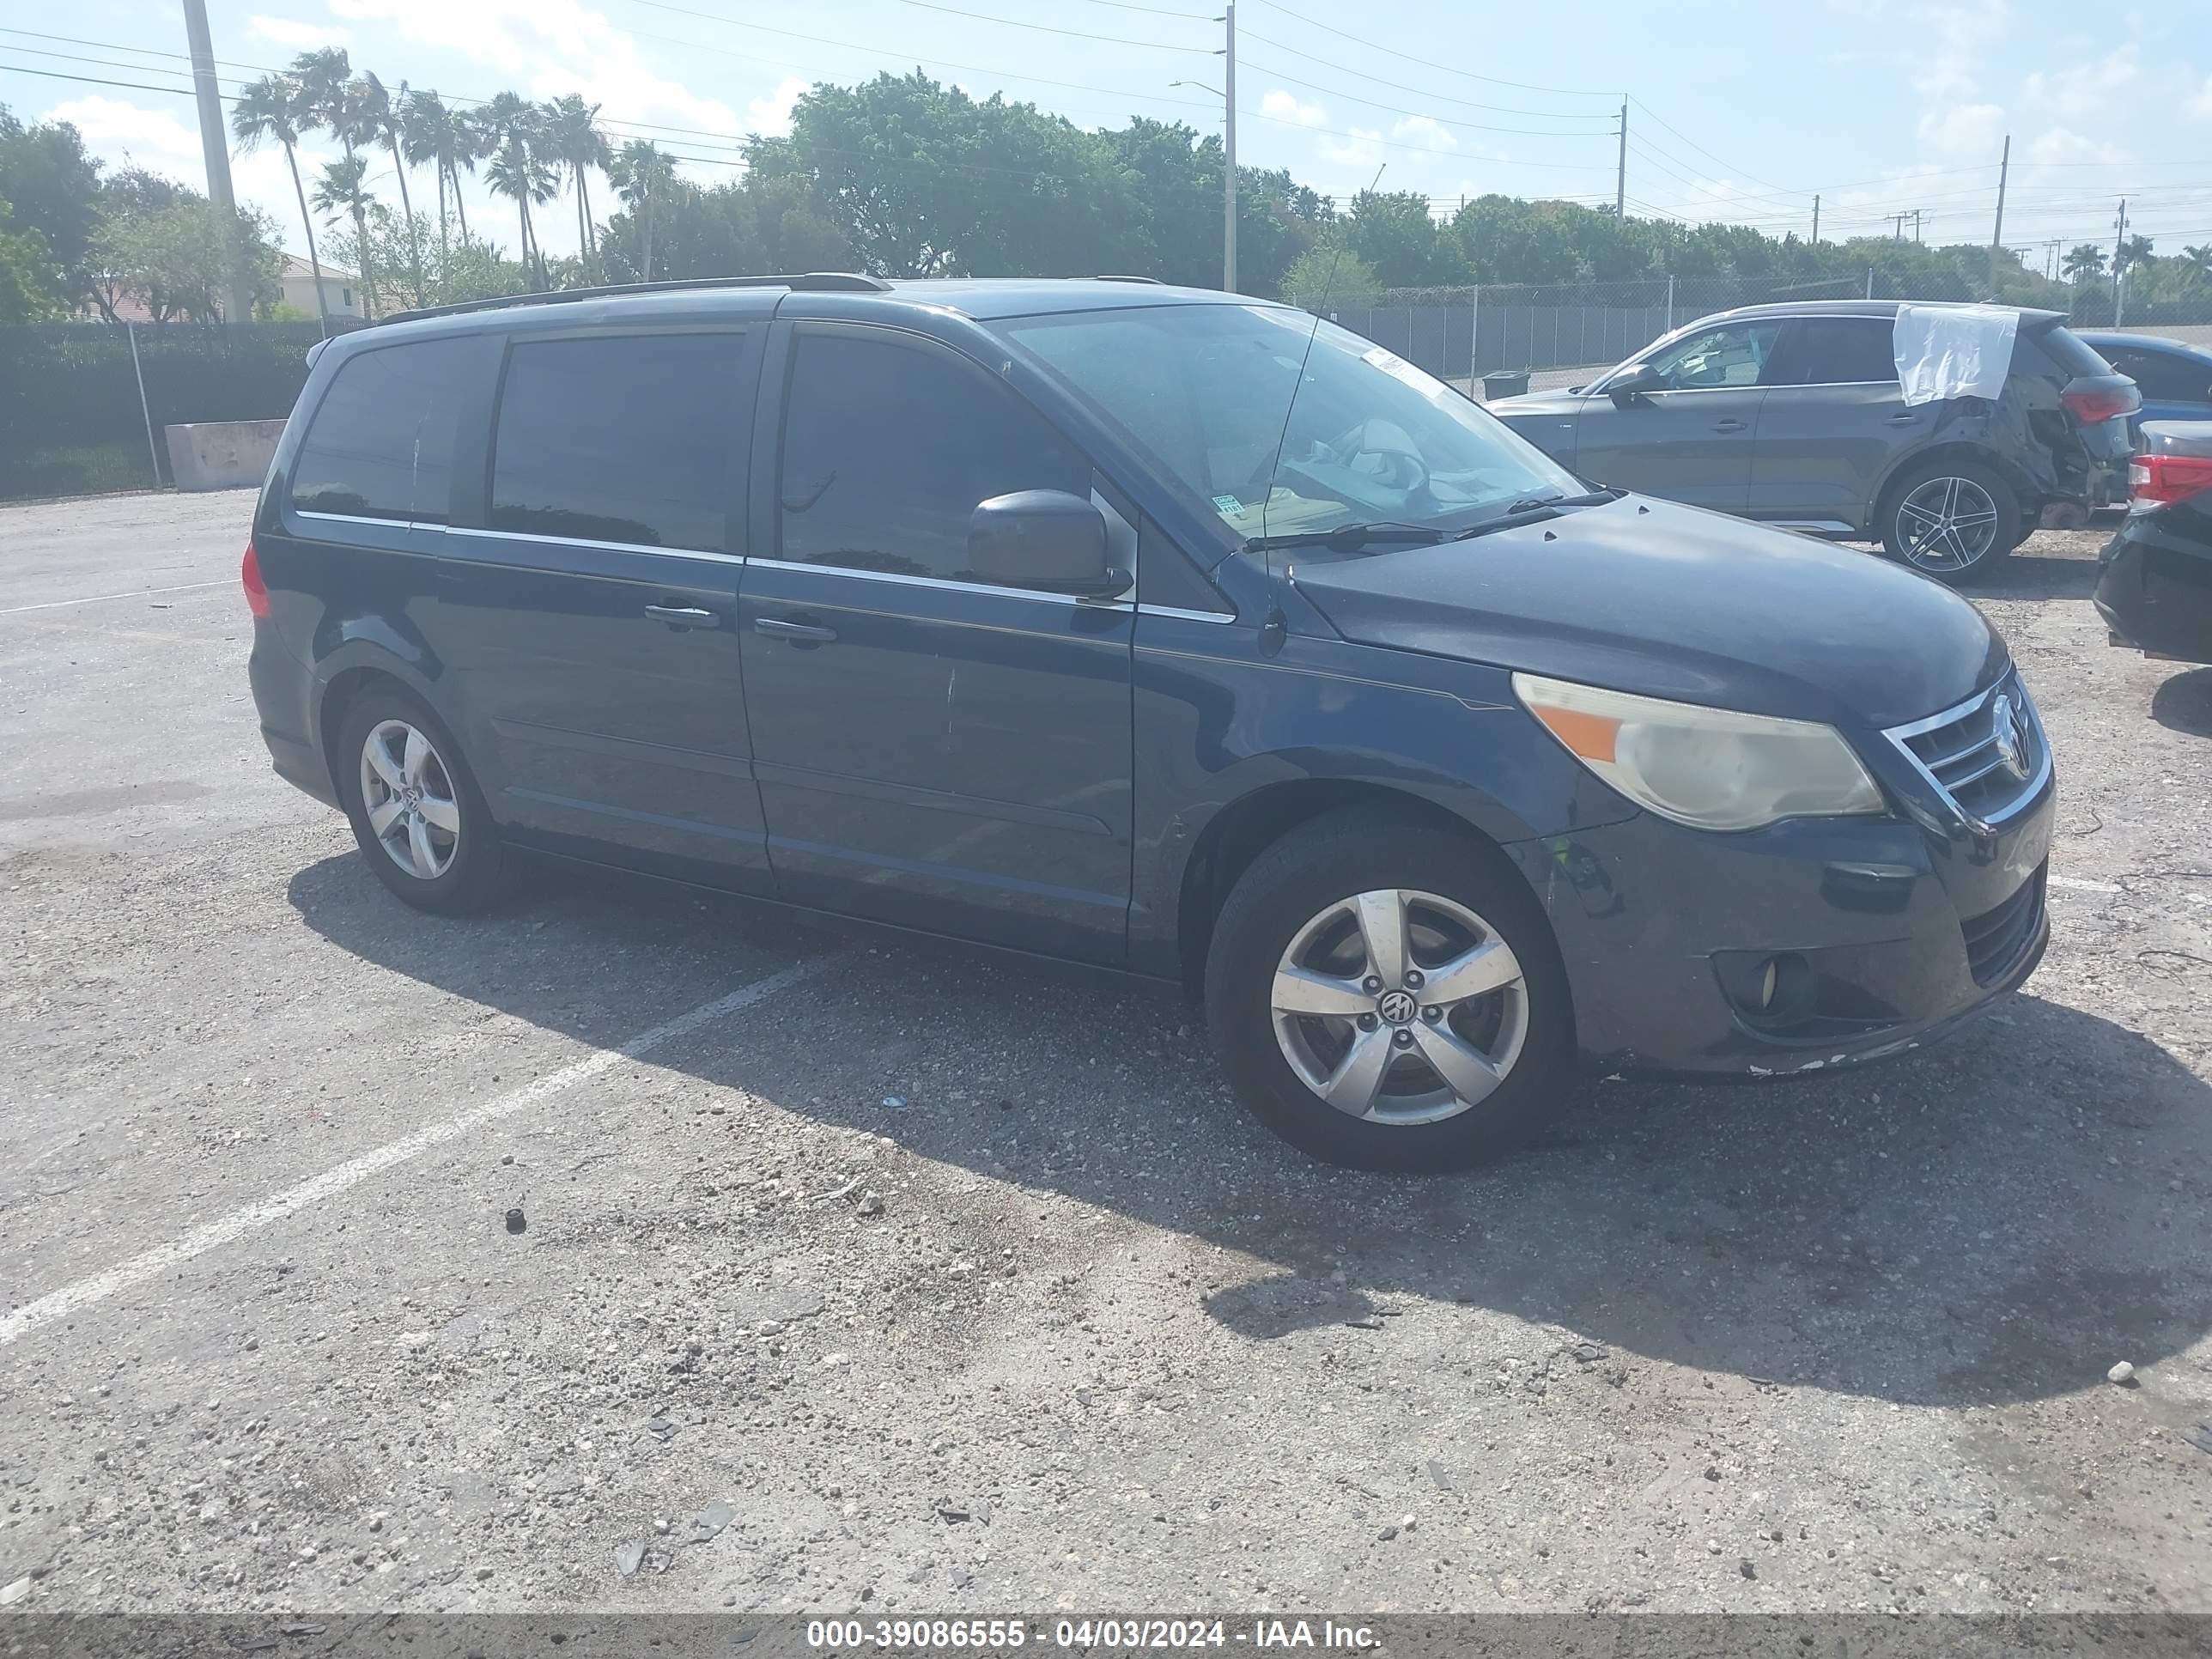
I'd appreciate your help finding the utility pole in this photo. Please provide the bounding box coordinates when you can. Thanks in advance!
[1988,134,2009,292]
[1810,193,1819,245]
[1614,100,1626,216]
[1222,0,1237,294]
[2112,197,2129,327]
[181,0,253,327]
[1891,211,1907,243]
[1912,208,1923,244]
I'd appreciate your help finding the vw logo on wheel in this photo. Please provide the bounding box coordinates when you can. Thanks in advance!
[1376,990,1419,1025]
[1990,692,2028,780]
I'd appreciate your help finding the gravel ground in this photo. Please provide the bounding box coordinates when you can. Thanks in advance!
[1,490,2209,1618]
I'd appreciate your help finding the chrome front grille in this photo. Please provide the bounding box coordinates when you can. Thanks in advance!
[1884,672,2050,827]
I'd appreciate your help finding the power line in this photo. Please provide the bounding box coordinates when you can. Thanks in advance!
[1247,0,1611,96]
[1626,96,1805,198]
[884,0,1212,51]
[1239,56,1616,136]
[1236,27,1607,118]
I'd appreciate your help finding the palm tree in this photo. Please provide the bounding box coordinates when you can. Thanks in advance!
[2115,234,2155,276]
[400,89,465,264]
[290,47,355,157]
[356,72,426,307]
[2183,245,2212,289]
[312,152,379,317]
[481,94,556,289]
[610,138,677,281]
[544,94,611,283]
[232,74,330,328]
[2061,243,2106,285]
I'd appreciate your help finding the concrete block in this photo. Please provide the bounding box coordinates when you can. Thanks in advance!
[163,420,286,492]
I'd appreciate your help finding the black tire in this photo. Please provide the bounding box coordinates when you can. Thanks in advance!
[1877,456,2022,583]
[1201,808,1577,1171]
[335,687,510,915]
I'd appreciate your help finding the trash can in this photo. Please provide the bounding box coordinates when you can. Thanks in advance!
[1480,369,1530,400]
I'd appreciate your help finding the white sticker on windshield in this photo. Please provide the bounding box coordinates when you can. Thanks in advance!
[1362,343,1447,398]
[1212,494,1249,524]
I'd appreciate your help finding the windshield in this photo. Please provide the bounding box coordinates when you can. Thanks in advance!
[1000,302,1581,541]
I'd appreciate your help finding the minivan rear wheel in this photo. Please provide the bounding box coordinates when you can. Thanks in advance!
[1203,809,1575,1170]
[1879,458,2021,581]
[336,689,508,915]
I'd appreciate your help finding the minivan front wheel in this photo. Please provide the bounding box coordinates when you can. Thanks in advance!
[336,690,507,915]
[1204,810,1574,1170]
[1880,459,2021,581]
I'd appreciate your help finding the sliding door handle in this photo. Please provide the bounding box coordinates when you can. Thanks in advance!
[754,616,837,643]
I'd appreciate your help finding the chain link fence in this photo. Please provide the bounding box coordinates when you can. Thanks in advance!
[0,321,346,501]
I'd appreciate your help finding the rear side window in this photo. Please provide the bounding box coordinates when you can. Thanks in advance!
[1768,317,1898,386]
[489,333,744,550]
[2027,324,2116,379]
[291,338,476,521]
[779,330,1090,584]
[2102,347,2212,404]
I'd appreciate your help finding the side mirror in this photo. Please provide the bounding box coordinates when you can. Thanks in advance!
[968,490,1127,597]
[1607,362,1662,405]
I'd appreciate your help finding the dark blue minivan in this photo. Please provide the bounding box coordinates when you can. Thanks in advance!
[245,274,2054,1169]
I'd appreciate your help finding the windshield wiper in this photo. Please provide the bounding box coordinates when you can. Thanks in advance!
[1244,520,1448,551]
[1449,488,1624,540]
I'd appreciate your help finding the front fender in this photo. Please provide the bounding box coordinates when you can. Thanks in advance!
[1127,611,1634,979]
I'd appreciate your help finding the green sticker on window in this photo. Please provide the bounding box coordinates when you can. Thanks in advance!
[1212,495,1246,516]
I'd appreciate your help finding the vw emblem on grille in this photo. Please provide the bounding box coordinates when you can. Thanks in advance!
[1376,990,1419,1025]
[1990,692,2028,781]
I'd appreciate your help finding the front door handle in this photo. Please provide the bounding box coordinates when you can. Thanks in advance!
[1711,418,1747,433]
[754,616,837,644]
[1886,412,1922,424]
[645,603,719,628]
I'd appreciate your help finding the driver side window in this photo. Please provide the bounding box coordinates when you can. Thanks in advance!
[1639,321,1784,391]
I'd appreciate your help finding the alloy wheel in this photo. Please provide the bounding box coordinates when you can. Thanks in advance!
[359,718,461,880]
[1269,888,1529,1126]
[1895,475,2001,572]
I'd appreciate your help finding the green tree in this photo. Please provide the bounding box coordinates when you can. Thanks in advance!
[0,105,103,301]
[86,196,282,323]
[479,93,555,288]
[1339,189,1448,289]
[2183,245,2212,287]
[311,152,379,315]
[399,89,470,258]
[232,73,331,327]
[2114,234,2154,276]
[328,209,524,309]
[1279,241,1381,312]
[2062,243,2107,284]
[0,196,66,321]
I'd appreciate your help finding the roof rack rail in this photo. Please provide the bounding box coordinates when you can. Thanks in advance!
[378,271,893,326]
[1095,273,1164,283]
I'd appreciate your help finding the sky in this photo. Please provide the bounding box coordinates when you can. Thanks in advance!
[4,0,2211,276]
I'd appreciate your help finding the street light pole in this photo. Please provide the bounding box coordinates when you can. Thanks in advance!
[181,0,254,327]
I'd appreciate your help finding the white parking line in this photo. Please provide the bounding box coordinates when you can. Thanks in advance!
[0,579,232,617]
[0,953,846,1348]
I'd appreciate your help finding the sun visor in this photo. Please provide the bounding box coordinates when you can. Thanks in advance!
[1893,304,2019,406]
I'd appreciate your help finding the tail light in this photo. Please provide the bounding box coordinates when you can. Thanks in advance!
[2061,382,2140,425]
[2129,452,2212,507]
[241,539,270,619]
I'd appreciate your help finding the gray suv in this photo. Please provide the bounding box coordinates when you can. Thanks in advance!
[1487,300,2137,581]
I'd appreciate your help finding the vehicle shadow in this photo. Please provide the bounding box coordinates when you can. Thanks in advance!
[1974,551,2099,600]
[289,854,2212,1412]
[2151,666,2212,738]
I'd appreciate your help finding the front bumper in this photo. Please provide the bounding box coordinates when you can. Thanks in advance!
[1510,758,2055,1078]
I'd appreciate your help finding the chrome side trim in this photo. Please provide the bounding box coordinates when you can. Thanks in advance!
[1137,604,1237,624]
[295,508,417,529]
[741,556,1134,610]
[1771,520,1857,534]
[441,524,746,565]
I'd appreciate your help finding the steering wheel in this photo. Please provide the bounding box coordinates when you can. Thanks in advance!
[1325,423,1430,495]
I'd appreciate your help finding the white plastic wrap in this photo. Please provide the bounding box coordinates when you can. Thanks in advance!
[1893,304,2019,406]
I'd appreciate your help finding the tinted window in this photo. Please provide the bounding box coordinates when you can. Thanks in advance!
[490,333,743,550]
[2032,324,2117,378]
[1771,317,1898,385]
[2104,347,2212,404]
[291,338,476,521]
[780,331,1090,583]
[1640,321,1783,390]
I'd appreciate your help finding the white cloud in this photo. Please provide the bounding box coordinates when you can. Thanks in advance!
[2022,46,2137,120]
[1917,100,2005,159]
[2028,125,2129,165]
[2189,73,2212,120]
[1317,125,1382,168]
[1389,115,1455,155]
[246,15,353,51]
[746,76,806,139]
[1261,88,1326,129]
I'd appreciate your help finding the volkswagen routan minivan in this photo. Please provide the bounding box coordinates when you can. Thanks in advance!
[245,274,2054,1170]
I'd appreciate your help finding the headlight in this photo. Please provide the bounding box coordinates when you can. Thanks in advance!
[1513,672,1886,832]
